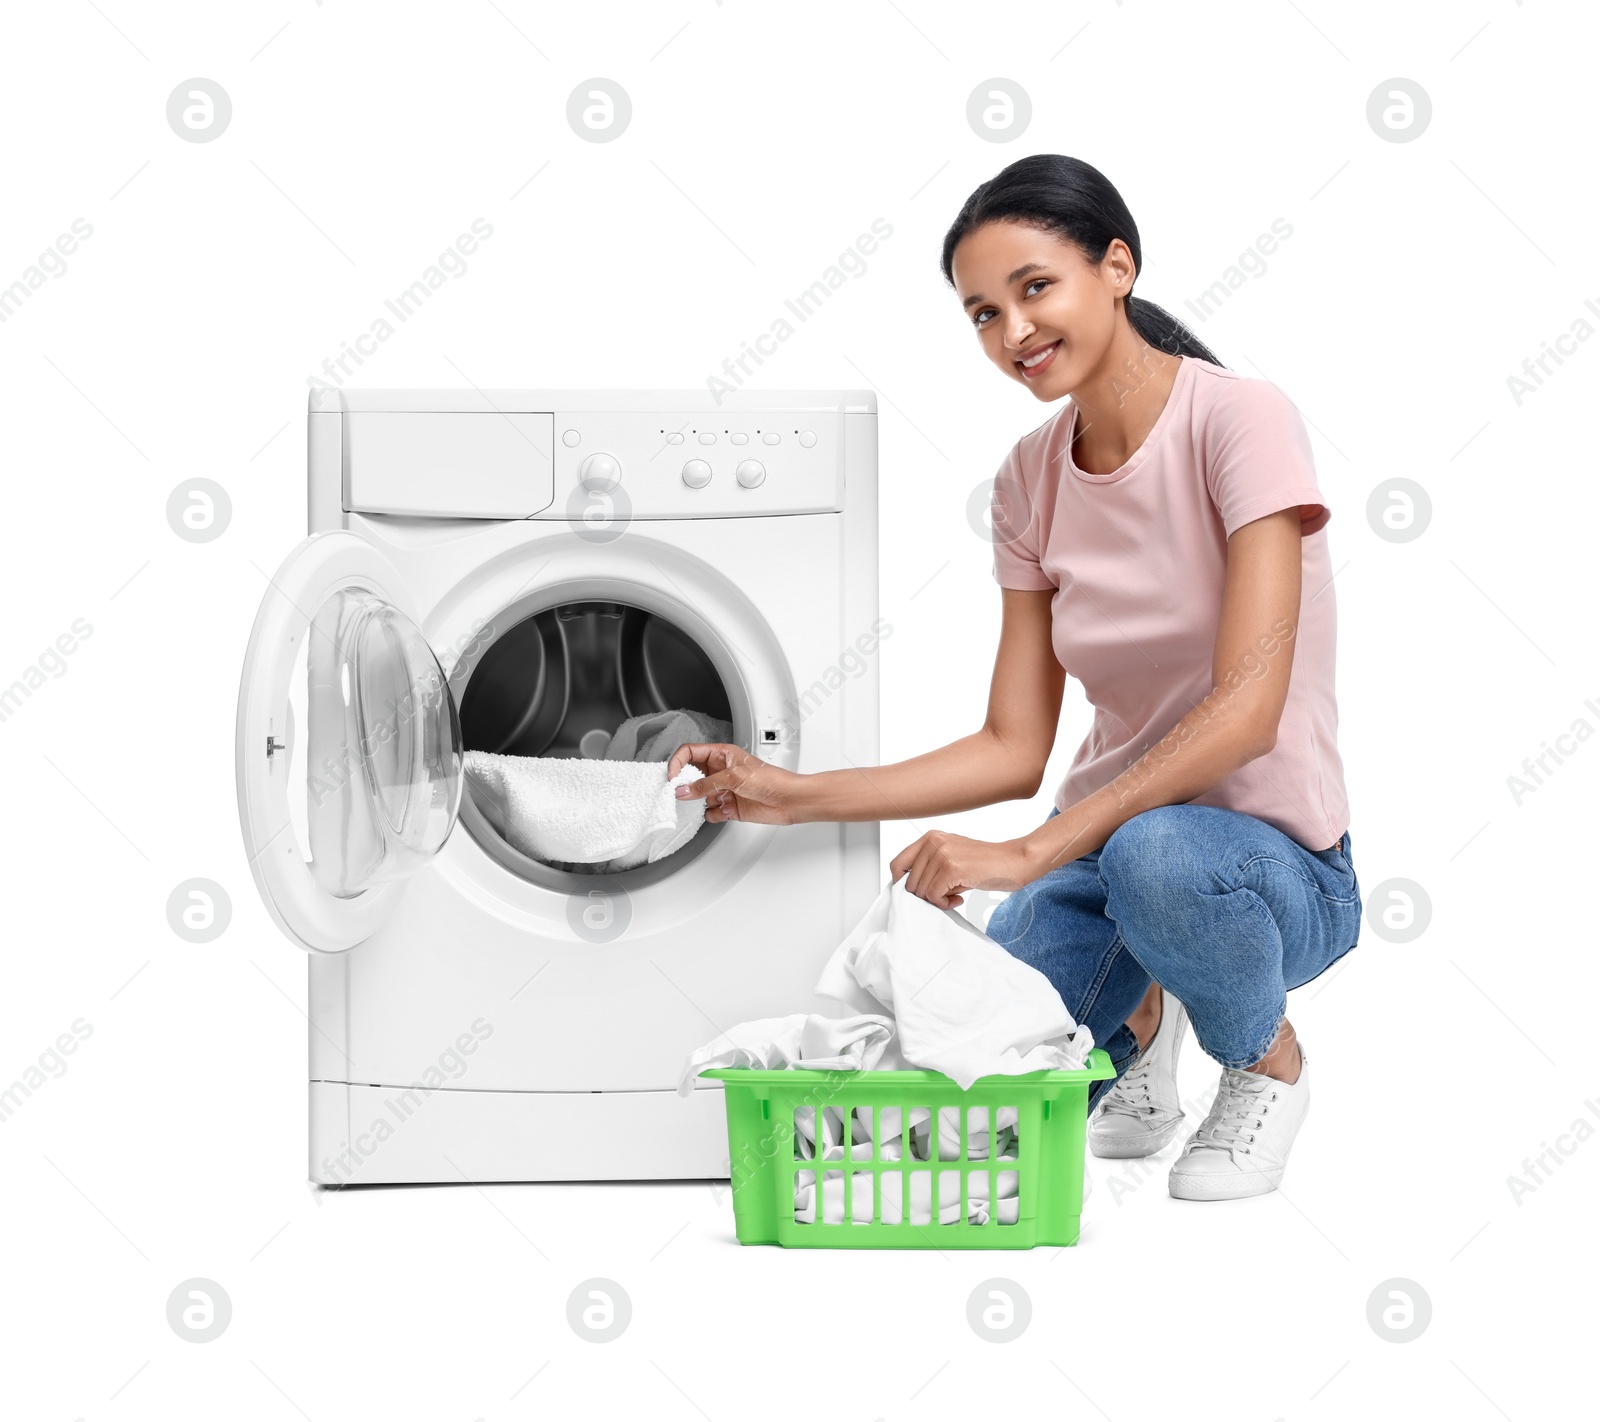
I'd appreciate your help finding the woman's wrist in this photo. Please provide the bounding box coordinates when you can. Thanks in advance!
[1018,805,1097,881]
[784,768,821,824]
[1014,830,1052,886]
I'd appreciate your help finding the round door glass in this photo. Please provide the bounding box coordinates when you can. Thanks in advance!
[297,588,463,898]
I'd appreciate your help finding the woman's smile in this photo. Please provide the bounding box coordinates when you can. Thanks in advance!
[1015,338,1061,379]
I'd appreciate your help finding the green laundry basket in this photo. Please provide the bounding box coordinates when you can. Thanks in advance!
[703,1049,1115,1249]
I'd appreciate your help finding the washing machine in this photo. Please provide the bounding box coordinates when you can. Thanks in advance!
[235,388,880,1184]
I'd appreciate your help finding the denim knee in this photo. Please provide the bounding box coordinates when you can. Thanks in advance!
[1097,807,1285,1068]
[1099,806,1216,920]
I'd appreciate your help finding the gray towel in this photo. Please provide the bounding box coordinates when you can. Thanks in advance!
[602,708,736,763]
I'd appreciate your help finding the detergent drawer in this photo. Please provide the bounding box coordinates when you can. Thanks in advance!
[344,411,556,517]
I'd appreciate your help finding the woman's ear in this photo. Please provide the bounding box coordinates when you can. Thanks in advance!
[1102,237,1137,297]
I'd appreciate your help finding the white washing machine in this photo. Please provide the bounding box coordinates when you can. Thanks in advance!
[235,388,880,1184]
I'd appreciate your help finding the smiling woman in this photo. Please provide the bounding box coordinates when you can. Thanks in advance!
[940,154,1223,397]
[667,152,1358,1207]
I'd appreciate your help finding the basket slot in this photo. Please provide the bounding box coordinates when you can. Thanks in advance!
[968,1171,990,1226]
[997,1101,1020,1224]
[795,1169,815,1224]
[909,1169,932,1225]
[997,1169,1019,1225]
[849,1106,874,1160]
[967,1106,990,1159]
[958,1107,969,1222]
[904,1101,914,1222]
[793,1106,813,1161]
[879,1106,903,1160]
[873,1167,919,1226]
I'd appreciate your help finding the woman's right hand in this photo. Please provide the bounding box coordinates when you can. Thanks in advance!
[665,742,806,826]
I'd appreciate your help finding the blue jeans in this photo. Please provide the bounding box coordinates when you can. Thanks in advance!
[987,804,1362,1114]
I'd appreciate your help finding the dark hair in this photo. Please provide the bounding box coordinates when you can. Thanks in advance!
[940,153,1226,368]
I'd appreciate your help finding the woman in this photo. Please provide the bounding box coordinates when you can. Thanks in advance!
[667,153,1359,1203]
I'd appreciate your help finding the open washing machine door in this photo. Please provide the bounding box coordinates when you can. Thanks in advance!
[236,531,463,953]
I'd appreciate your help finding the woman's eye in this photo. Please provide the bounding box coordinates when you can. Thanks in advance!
[974,309,995,328]
[1025,278,1050,296]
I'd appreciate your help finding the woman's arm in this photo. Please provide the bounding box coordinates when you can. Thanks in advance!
[791,587,1066,822]
[1017,505,1304,877]
[668,587,1066,824]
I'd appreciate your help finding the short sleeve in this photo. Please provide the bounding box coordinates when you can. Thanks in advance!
[1203,377,1330,539]
[989,443,1055,590]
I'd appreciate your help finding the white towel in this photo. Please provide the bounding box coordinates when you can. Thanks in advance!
[464,751,707,869]
[675,1012,899,1095]
[815,877,1094,1088]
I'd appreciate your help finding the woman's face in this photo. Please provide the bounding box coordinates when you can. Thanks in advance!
[951,219,1133,401]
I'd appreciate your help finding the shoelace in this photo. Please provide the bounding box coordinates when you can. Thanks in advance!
[1189,1070,1277,1157]
[1099,1052,1163,1121]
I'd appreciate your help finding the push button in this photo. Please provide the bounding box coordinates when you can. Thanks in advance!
[562,428,581,447]
[762,432,780,445]
[698,431,717,445]
[730,432,749,445]
[579,453,621,488]
[666,432,685,445]
[798,430,817,448]
[682,459,712,488]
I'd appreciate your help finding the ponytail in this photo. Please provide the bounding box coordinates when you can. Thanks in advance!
[1126,294,1224,365]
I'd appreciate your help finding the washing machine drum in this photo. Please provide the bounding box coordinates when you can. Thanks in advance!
[459,600,733,760]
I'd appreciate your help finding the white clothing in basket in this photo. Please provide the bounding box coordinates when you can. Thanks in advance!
[679,877,1094,1092]
[815,876,1094,1088]
[675,1013,900,1094]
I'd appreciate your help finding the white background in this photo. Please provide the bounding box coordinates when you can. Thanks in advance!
[2,1,1594,1418]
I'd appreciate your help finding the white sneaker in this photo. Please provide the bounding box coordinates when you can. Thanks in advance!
[1168,1044,1311,1201]
[1089,989,1189,1159]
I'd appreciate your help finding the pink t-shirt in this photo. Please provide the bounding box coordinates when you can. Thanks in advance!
[990,354,1348,853]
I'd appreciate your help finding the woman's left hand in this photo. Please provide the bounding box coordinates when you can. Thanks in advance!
[889,831,1036,910]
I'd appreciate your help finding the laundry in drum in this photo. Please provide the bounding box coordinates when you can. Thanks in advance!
[463,707,734,871]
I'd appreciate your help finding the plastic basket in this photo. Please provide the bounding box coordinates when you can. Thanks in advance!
[703,1049,1115,1249]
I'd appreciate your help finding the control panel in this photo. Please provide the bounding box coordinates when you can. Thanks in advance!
[338,406,851,519]
[541,412,845,519]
